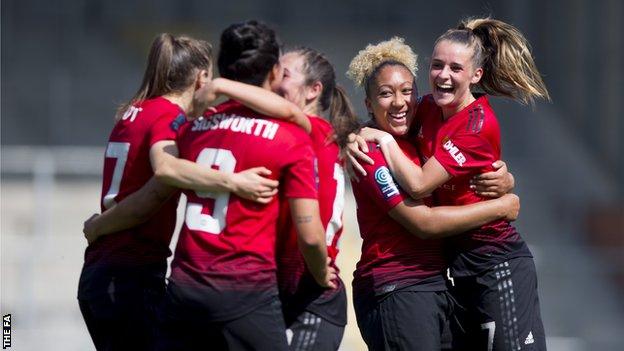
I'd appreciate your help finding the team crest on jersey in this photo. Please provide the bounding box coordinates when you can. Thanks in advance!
[442,136,466,166]
[374,166,400,199]
[170,114,186,131]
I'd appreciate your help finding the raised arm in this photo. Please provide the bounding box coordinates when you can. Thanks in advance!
[389,193,519,240]
[151,140,278,203]
[211,77,312,133]
[289,198,337,289]
[358,128,451,199]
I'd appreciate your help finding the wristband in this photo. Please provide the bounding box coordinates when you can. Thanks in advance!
[379,133,395,146]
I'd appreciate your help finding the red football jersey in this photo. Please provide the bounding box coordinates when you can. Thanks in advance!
[170,100,318,321]
[352,139,447,296]
[276,116,346,325]
[85,97,183,270]
[415,94,530,276]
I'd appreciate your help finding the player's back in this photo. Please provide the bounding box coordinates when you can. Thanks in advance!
[170,100,317,321]
[79,97,183,299]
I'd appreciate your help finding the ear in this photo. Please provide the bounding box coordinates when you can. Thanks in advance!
[195,69,211,89]
[471,67,483,84]
[269,63,283,84]
[305,81,323,101]
[364,98,372,114]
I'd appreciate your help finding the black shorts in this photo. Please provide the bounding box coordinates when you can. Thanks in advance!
[285,311,344,351]
[157,293,289,351]
[354,288,453,351]
[78,279,165,351]
[450,256,546,351]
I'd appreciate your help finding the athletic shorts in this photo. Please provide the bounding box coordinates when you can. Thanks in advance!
[157,294,289,351]
[285,311,344,351]
[354,288,454,351]
[78,278,165,351]
[450,256,546,351]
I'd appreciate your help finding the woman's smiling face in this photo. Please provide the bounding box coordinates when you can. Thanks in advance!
[366,64,416,136]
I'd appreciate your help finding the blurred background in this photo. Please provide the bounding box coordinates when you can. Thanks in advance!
[1,0,623,350]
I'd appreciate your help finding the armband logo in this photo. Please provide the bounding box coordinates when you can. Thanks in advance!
[442,137,466,167]
[374,166,400,199]
[170,114,186,131]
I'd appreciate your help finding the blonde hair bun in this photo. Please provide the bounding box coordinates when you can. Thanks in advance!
[347,37,418,88]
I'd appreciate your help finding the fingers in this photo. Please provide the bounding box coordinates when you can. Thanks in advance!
[259,177,279,188]
[472,172,500,181]
[347,153,367,177]
[355,135,369,153]
[251,167,272,177]
[491,160,506,170]
[475,191,500,198]
[471,178,500,187]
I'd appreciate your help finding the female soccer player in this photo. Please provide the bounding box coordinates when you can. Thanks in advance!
[341,37,521,351]
[355,19,550,350]
[271,47,359,350]
[157,21,334,351]
[77,33,217,351]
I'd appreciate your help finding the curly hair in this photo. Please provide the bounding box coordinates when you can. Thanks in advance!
[346,37,418,94]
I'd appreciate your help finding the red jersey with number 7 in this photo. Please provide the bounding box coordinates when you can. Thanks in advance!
[170,100,318,322]
[79,96,183,299]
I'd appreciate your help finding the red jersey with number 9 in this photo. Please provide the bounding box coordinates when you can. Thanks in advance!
[170,100,318,322]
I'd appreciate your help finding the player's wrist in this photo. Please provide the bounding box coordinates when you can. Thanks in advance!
[378,133,395,147]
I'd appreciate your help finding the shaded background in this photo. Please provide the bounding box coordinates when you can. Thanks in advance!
[1,0,623,350]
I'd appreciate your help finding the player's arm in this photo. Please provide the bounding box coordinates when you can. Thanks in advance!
[289,198,337,289]
[351,128,514,199]
[150,140,278,203]
[83,177,176,244]
[210,77,311,133]
[389,194,520,240]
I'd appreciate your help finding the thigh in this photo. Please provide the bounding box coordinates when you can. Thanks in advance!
[353,293,385,351]
[458,258,546,351]
[287,311,344,351]
[378,290,450,351]
[222,298,289,351]
[79,290,155,351]
[155,291,225,351]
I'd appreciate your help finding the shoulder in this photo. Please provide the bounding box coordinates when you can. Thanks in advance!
[463,95,498,134]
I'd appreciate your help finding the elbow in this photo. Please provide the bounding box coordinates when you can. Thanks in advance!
[153,162,174,184]
[298,233,324,249]
[407,185,429,200]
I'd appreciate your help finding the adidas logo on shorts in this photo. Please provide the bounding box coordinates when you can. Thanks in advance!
[524,331,534,345]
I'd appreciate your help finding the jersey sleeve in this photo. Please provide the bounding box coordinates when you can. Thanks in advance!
[282,133,318,199]
[147,112,185,147]
[360,144,407,212]
[433,130,495,178]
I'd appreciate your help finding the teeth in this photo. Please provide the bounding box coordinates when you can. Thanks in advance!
[437,84,453,89]
[390,112,406,118]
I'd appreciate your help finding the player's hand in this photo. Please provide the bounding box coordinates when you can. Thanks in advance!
[501,193,520,221]
[231,167,279,204]
[316,258,338,289]
[83,214,100,244]
[344,133,373,178]
[471,160,515,198]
